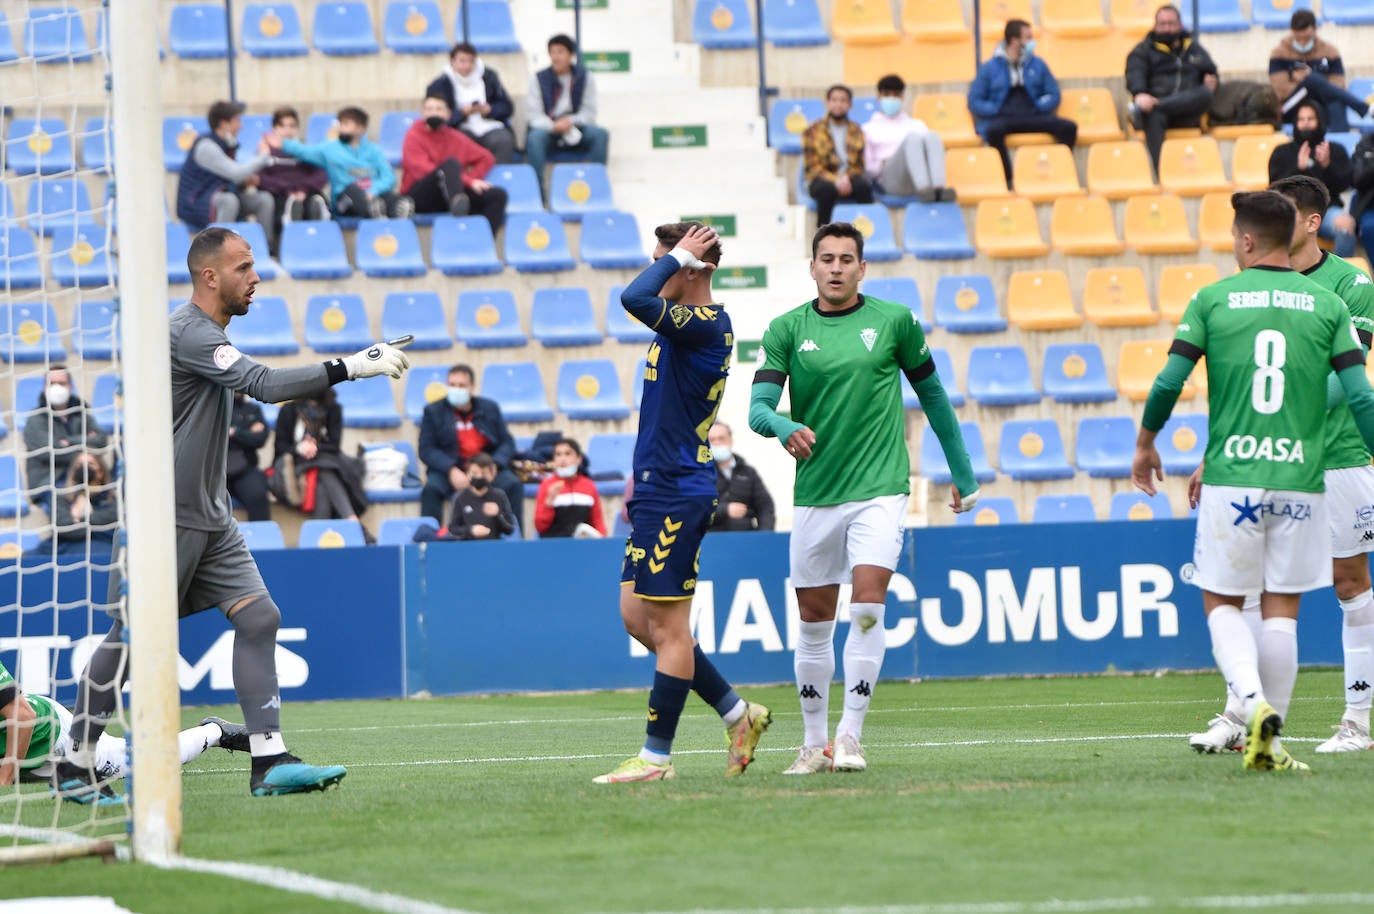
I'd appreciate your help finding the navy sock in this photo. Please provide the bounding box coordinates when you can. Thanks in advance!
[691,645,741,718]
[643,670,692,756]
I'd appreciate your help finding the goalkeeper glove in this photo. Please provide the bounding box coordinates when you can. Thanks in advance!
[343,342,411,380]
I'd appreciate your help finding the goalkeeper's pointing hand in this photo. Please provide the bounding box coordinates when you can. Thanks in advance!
[344,342,411,380]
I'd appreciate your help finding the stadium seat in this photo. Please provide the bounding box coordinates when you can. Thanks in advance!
[1110,491,1173,521]
[9,377,45,424]
[299,519,366,548]
[1119,339,1195,402]
[967,345,1040,406]
[379,111,418,167]
[238,520,286,551]
[1075,416,1134,477]
[1041,0,1110,36]
[1158,137,1230,197]
[694,0,756,49]
[946,148,1012,204]
[481,362,555,423]
[1050,196,1124,256]
[1319,0,1374,25]
[382,291,451,351]
[998,419,1074,481]
[900,35,977,86]
[1329,131,1360,157]
[241,4,307,56]
[606,286,656,343]
[24,6,94,63]
[900,0,965,39]
[1123,194,1198,254]
[384,0,449,53]
[1083,267,1157,327]
[580,210,648,269]
[488,163,546,214]
[456,290,526,347]
[162,116,204,172]
[403,365,450,422]
[902,202,976,260]
[506,213,577,272]
[50,224,115,287]
[164,220,193,285]
[586,433,636,496]
[0,185,15,225]
[912,93,980,148]
[313,1,380,54]
[0,303,65,364]
[0,12,14,65]
[834,203,900,261]
[924,348,965,407]
[763,0,830,46]
[1059,89,1124,145]
[1032,494,1097,523]
[849,96,881,127]
[80,117,111,174]
[1042,343,1116,403]
[455,0,520,53]
[233,114,273,166]
[430,216,502,276]
[1006,269,1083,330]
[333,375,402,428]
[6,119,74,177]
[378,516,439,545]
[226,296,299,356]
[1086,141,1156,199]
[863,276,931,331]
[1158,263,1218,323]
[90,374,121,433]
[933,274,1006,333]
[74,299,117,360]
[0,227,43,289]
[304,112,338,146]
[356,219,427,278]
[1011,144,1083,204]
[0,530,41,556]
[169,4,230,57]
[557,360,631,421]
[549,163,615,221]
[1231,134,1288,191]
[1179,0,1249,32]
[831,0,899,43]
[532,288,602,347]
[921,421,995,485]
[25,176,93,237]
[304,294,372,352]
[280,222,352,279]
[974,198,1048,259]
[1197,191,1234,252]
[1158,413,1207,475]
[0,455,29,518]
[768,99,824,154]
[955,497,1020,527]
[209,221,278,280]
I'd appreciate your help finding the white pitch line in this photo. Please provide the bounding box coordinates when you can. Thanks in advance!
[623,892,1374,914]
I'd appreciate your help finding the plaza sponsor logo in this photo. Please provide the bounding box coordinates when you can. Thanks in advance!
[1230,494,1313,526]
[1223,434,1304,463]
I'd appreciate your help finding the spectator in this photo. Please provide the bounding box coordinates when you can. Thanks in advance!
[861,74,954,204]
[175,100,277,250]
[47,453,118,559]
[426,41,516,164]
[272,391,370,526]
[226,391,272,523]
[1269,98,1355,257]
[1269,9,1368,134]
[534,437,606,538]
[968,19,1077,184]
[708,422,775,533]
[1124,4,1218,171]
[271,106,413,219]
[255,107,330,237]
[803,84,873,225]
[401,94,509,234]
[418,364,522,530]
[1348,133,1374,263]
[23,366,108,517]
[525,34,610,200]
[439,452,516,541]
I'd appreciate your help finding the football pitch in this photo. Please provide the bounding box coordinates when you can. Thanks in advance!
[7,671,1373,914]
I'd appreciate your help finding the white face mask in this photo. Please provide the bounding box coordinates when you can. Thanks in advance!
[711,445,732,463]
[554,463,578,479]
[1293,37,1315,53]
[46,384,71,408]
[447,387,471,408]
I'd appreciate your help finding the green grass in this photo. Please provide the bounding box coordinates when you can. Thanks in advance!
[5,671,1372,913]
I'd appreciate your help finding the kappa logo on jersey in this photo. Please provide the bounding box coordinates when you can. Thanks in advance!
[754,345,767,367]
[1354,274,1371,286]
[1231,495,1312,526]
[860,327,877,351]
[798,339,820,352]
[213,344,243,370]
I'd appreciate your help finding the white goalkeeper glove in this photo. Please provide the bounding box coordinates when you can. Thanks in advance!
[343,342,411,381]
[951,487,980,514]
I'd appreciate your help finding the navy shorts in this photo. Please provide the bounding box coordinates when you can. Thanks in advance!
[620,492,716,601]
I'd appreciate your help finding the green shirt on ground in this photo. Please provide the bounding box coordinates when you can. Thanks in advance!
[0,659,57,768]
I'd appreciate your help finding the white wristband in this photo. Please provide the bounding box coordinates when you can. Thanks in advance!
[667,247,706,270]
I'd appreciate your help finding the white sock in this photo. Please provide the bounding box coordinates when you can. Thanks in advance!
[1257,616,1298,721]
[1208,606,1265,720]
[638,747,671,765]
[837,603,886,742]
[1222,597,1263,720]
[179,723,221,766]
[249,732,289,758]
[721,699,747,727]
[1339,590,1374,731]
[795,619,836,748]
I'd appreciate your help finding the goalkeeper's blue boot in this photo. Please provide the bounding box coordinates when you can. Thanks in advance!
[1243,700,1283,771]
[201,717,250,753]
[250,752,347,796]
[51,759,123,807]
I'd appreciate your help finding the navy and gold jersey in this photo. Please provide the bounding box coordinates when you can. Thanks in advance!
[620,255,733,498]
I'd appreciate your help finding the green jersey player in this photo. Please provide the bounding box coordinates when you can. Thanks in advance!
[1133,190,1374,773]
[749,222,978,774]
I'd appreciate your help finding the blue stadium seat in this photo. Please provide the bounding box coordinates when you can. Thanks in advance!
[531,287,602,347]
[903,203,976,260]
[430,216,502,275]
[0,12,17,64]
[160,221,192,285]
[1323,0,1374,25]
[6,118,74,176]
[299,519,366,548]
[280,221,352,279]
[849,97,880,127]
[1110,491,1173,520]
[361,441,422,503]
[241,3,308,56]
[1074,416,1134,478]
[915,347,965,408]
[506,213,577,272]
[1252,0,1313,28]
[403,365,450,422]
[862,277,931,332]
[833,203,900,261]
[456,0,520,53]
[162,116,204,171]
[1,303,66,364]
[305,294,373,352]
[356,219,427,277]
[314,1,379,54]
[581,211,648,269]
[1042,342,1116,403]
[334,375,402,428]
[488,164,545,214]
[1158,413,1208,475]
[1180,0,1249,32]
[632,358,647,409]
[922,421,995,485]
[91,374,121,432]
[10,377,46,424]
[763,0,830,46]
[80,117,111,174]
[0,185,16,225]
[549,163,615,221]
[384,1,449,53]
[305,112,338,145]
[209,221,278,280]
[933,274,1006,332]
[482,362,555,423]
[456,289,527,348]
[25,176,93,237]
[967,345,1040,406]
[237,520,286,551]
[0,455,29,518]
[227,296,299,356]
[0,227,43,289]
[1032,495,1096,524]
[1330,131,1359,156]
[558,360,631,421]
[379,111,418,167]
[999,419,1074,481]
[382,291,451,351]
[694,0,757,49]
[169,4,230,57]
[0,530,41,556]
[51,224,115,287]
[378,516,439,544]
[1349,79,1374,132]
[586,433,636,496]
[234,114,273,165]
[955,497,1020,526]
[606,285,656,343]
[768,99,823,154]
[74,299,117,360]
[25,6,94,63]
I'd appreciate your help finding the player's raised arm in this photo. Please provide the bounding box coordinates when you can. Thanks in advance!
[620,224,726,347]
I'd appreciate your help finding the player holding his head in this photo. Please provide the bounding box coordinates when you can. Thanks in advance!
[1134,190,1374,772]
[595,222,772,784]
[749,223,979,774]
[55,227,411,802]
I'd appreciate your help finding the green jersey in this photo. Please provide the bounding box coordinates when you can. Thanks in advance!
[1304,252,1374,470]
[757,295,930,506]
[1176,265,1365,492]
[0,659,57,768]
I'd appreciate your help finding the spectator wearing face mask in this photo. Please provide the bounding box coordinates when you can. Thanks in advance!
[438,452,516,541]
[47,453,119,558]
[23,366,109,517]
[1124,4,1218,171]
[535,438,606,538]
[1269,9,1367,134]
[708,422,775,532]
[861,74,955,204]
[1270,98,1355,257]
[400,93,508,234]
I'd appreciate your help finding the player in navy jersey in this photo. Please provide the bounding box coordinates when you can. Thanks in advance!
[593,223,771,783]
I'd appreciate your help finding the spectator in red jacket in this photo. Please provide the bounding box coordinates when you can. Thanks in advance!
[534,438,607,538]
[400,94,508,234]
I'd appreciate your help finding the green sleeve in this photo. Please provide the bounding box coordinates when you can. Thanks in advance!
[1337,363,1374,454]
[1141,352,1197,432]
[914,372,976,496]
[749,381,804,441]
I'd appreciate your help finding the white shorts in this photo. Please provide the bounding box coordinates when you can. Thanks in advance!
[790,494,908,588]
[1192,484,1330,596]
[28,703,127,781]
[1326,465,1374,559]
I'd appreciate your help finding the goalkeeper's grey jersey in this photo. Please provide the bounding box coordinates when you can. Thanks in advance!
[170,302,330,531]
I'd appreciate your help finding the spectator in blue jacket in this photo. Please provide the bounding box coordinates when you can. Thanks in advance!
[967,19,1077,184]
[270,106,413,219]
[524,34,609,200]
[418,364,523,531]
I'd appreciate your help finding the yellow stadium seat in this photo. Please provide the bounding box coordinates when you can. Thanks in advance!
[1012,143,1083,203]
[1158,263,1219,323]
[974,0,1033,42]
[1123,193,1198,254]
[975,198,1050,259]
[1005,133,1056,148]
[847,36,976,86]
[912,93,981,148]
[1059,88,1124,144]
[832,0,900,43]
[1050,196,1124,256]
[1086,141,1156,199]
[947,147,1012,203]
[1007,269,1084,330]
[1042,0,1110,36]
[1038,29,1131,80]
[1158,137,1231,197]
[1119,339,1195,402]
[1211,123,1283,140]
[1197,191,1235,252]
[901,0,965,40]
[1231,133,1289,192]
[1110,0,1155,37]
[1083,266,1158,326]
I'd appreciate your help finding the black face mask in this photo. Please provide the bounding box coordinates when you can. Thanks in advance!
[1295,126,1326,147]
[469,477,490,491]
[426,116,445,130]
[338,133,355,145]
